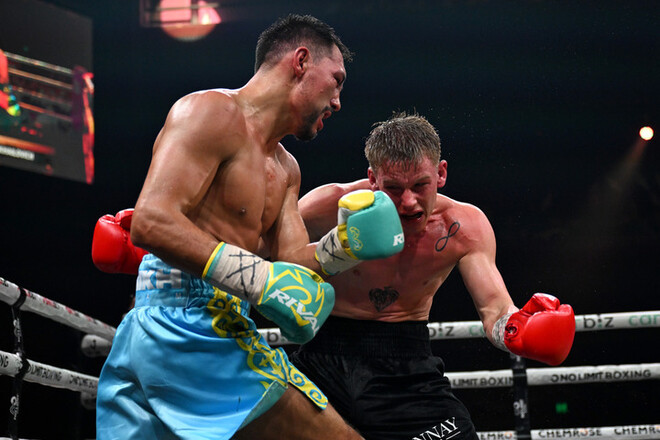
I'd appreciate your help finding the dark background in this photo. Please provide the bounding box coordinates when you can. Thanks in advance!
[1,0,658,438]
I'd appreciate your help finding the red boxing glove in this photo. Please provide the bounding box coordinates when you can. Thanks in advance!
[493,293,575,366]
[92,209,148,274]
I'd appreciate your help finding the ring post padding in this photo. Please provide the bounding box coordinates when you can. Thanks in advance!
[0,277,116,341]
[511,354,531,440]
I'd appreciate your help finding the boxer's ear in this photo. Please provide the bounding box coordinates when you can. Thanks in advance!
[437,160,447,189]
[367,168,377,189]
[292,47,310,78]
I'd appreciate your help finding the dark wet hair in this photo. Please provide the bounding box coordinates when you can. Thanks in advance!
[255,14,352,72]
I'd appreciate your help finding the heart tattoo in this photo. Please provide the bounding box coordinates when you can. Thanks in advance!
[368,286,399,312]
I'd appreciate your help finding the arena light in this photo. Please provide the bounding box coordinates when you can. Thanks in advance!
[639,126,654,141]
[140,0,221,42]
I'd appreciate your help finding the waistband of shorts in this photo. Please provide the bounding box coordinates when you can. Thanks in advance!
[134,287,216,308]
[301,316,432,357]
[134,253,217,308]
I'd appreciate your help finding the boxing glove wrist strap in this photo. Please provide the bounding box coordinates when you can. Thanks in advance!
[492,312,514,352]
[315,227,359,276]
[202,242,269,303]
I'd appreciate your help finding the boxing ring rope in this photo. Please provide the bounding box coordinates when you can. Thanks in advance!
[77,309,660,356]
[0,350,98,395]
[1,275,658,439]
[256,310,660,346]
[0,277,115,341]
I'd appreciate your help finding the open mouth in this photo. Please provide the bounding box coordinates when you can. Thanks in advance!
[400,212,423,221]
[317,111,331,131]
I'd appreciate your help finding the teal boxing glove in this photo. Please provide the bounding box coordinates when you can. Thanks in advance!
[203,242,335,344]
[315,190,404,275]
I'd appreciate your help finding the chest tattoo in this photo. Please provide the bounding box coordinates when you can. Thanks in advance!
[435,221,460,252]
[369,286,399,311]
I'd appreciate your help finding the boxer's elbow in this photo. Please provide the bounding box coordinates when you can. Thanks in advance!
[130,205,161,252]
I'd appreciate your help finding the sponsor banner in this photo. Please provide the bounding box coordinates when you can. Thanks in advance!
[577,312,660,331]
[528,364,660,386]
[478,424,660,439]
[428,321,485,340]
[258,311,659,345]
[448,370,512,389]
[447,363,660,389]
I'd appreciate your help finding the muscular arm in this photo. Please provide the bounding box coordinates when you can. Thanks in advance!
[131,91,237,277]
[262,151,318,267]
[456,205,517,344]
[298,179,371,241]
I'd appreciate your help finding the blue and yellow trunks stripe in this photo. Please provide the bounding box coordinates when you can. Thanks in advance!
[96,254,327,440]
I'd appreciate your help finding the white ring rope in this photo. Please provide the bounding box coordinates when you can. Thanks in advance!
[0,349,98,395]
[79,309,660,357]
[1,275,656,349]
[78,334,659,387]
[81,332,660,387]
[0,277,115,341]
[0,276,657,438]
[477,425,660,439]
[447,363,660,389]
[257,310,660,346]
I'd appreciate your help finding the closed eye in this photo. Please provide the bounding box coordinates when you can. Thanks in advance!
[385,186,402,195]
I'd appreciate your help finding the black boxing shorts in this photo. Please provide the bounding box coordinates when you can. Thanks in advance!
[289,316,479,440]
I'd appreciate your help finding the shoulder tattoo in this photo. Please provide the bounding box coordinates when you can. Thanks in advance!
[435,221,460,252]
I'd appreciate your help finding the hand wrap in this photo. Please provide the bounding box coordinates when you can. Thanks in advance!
[315,190,404,275]
[203,242,334,344]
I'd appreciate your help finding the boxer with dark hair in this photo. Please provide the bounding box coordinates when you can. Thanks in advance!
[94,14,405,440]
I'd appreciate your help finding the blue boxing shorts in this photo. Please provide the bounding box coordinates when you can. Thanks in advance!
[96,254,327,440]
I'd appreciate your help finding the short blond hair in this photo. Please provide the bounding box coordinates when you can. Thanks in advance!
[364,111,441,172]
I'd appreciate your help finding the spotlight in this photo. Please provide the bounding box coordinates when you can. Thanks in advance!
[140,0,221,42]
[639,126,654,141]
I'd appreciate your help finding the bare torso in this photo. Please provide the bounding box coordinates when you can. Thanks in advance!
[330,195,478,321]
[132,88,308,274]
[183,91,295,253]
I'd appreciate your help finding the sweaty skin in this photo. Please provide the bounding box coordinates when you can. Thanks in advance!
[299,157,517,341]
[126,40,363,440]
[131,45,347,276]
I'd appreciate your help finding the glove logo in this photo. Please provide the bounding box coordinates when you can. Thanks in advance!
[348,226,362,251]
[266,289,319,331]
[393,233,404,246]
